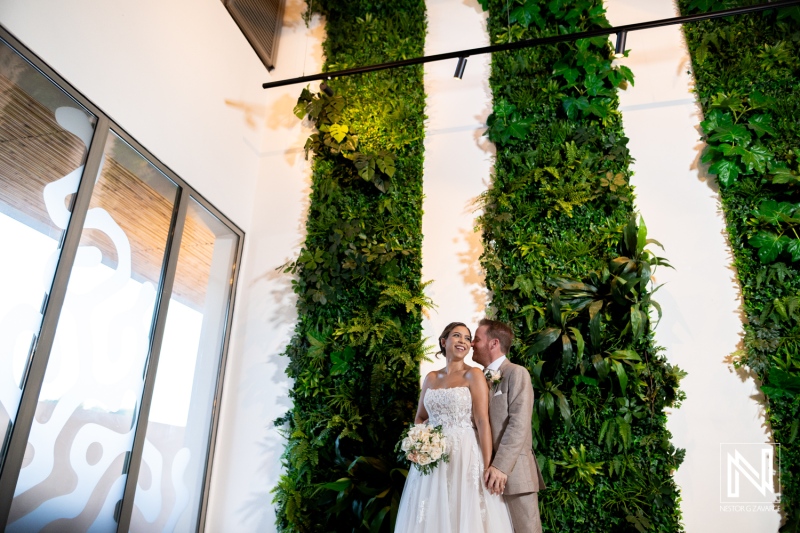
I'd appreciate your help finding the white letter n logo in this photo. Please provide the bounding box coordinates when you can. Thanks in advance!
[727,448,773,497]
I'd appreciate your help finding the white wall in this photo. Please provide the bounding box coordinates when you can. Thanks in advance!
[205,0,322,529]
[605,1,780,530]
[421,0,493,374]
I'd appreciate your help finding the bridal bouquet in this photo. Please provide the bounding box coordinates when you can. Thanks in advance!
[396,423,449,475]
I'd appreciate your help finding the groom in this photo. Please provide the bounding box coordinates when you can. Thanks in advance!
[472,318,545,533]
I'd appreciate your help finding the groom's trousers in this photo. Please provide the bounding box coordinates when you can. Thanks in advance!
[505,491,542,533]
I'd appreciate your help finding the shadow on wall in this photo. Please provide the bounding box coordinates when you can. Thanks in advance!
[461,0,486,15]
[230,262,296,529]
[456,226,487,321]
[225,94,298,131]
[685,91,759,392]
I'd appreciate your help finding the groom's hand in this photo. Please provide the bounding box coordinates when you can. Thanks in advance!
[484,466,508,495]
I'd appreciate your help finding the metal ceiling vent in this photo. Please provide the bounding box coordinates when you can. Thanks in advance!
[223,0,286,71]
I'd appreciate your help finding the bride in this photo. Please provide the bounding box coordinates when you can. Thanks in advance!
[394,322,513,532]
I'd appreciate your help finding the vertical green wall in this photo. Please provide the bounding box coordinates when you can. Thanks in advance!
[478,0,685,530]
[272,2,427,531]
[680,1,800,529]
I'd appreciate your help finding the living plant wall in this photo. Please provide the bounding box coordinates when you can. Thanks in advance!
[477,0,686,530]
[272,1,427,531]
[679,1,800,529]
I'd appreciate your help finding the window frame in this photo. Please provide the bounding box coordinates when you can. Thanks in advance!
[0,25,245,532]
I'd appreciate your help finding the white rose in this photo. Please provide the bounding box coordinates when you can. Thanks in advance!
[418,455,432,466]
[429,445,442,460]
[401,438,412,452]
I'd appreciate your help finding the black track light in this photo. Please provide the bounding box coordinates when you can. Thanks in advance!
[263,0,800,90]
[614,31,627,58]
[320,81,334,96]
[454,57,468,79]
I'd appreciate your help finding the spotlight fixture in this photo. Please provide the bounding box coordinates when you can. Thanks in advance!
[454,57,468,79]
[320,81,334,96]
[614,31,627,58]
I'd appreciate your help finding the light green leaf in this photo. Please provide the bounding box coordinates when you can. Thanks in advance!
[328,123,349,143]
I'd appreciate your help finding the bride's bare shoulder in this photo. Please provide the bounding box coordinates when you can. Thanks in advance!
[464,366,484,380]
[423,369,443,387]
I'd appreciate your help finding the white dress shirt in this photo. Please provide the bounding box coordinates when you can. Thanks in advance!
[486,355,507,372]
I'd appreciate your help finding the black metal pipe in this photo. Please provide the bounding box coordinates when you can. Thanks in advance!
[262,0,800,89]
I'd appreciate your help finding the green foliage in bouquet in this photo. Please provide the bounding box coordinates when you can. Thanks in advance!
[477,0,686,530]
[272,1,428,532]
[679,0,800,528]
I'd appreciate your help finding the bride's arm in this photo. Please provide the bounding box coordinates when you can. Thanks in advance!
[414,372,435,424]
[467,368,493,469]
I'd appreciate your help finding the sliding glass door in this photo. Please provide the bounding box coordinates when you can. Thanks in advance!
[0,29,243,532]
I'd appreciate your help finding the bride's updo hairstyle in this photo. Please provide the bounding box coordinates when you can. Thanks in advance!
[437,322,471,358]
[478,318,514,354]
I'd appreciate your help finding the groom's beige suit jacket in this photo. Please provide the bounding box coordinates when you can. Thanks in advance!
[488,358,546,495]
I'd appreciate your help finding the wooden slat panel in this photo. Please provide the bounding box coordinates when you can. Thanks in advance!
[0,74,215,311]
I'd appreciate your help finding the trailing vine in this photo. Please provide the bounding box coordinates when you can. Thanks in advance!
[272,2,427,532]
[679,1,800,529]
[478,0,685,530]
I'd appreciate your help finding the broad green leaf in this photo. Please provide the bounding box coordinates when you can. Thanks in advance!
[588,300,603,348]
[709,123,751,145]
[569,327,585,360]
[636,216,647,254]
[650,299,663,329]
[769,163,800,185]
[610,349,641,361]
[747,114,777,138]
[562,333,574,365]
[321,478,353,491]
[528,327,561,355]
[509,2,542,28]
[574,374,598,386]
[617,65,634,86]
[754,199,795,224]
[749,91,776,110]
[760,385,795,399]
[592,353,610,380]
[710,92,744,113]
[328,123,349,143]
[749,231,784,263]
[506,115,533,139]
[293,101,308,120]
[493,98,516,120]
[767,367,800,393]
[612,360,628,393]
[718,143,747,158]
[543,391,555,418]
[786,239,800,262]
[584,73,604,96]
[630,305,644,341]
[553,387,571,425]
[740,144,772,174]
[708,158,740,186]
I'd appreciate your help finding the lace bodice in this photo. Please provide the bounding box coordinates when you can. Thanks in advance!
[424,387,473,429]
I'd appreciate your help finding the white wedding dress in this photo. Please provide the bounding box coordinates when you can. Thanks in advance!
[394,387,514,532]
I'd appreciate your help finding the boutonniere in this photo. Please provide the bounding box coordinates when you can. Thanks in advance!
[484,369,502,389]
